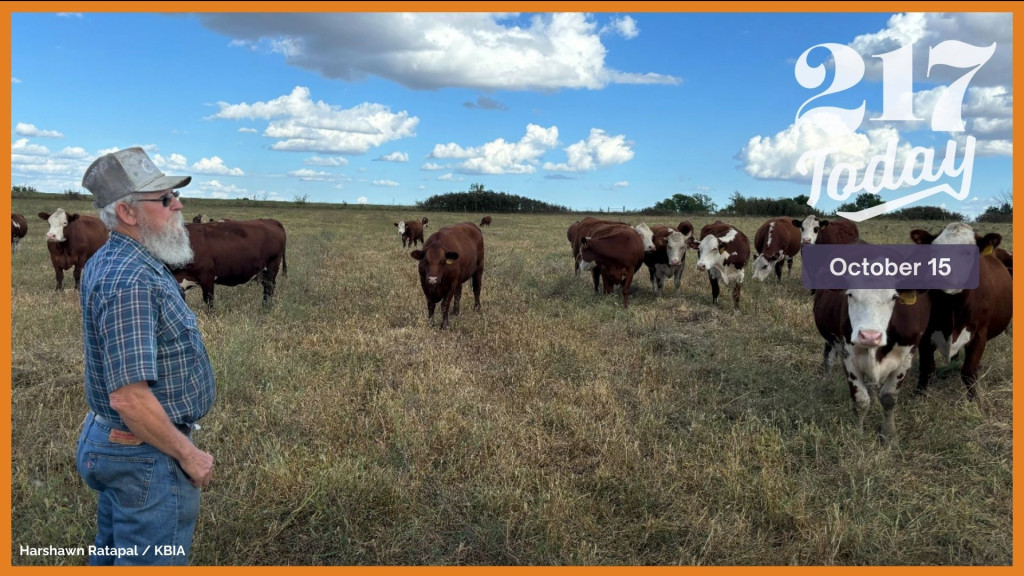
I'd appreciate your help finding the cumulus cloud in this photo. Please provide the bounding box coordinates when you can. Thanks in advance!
[15,122,64,138]
[12,77,21,84]
[612,181,629,189]
[238,127,258,133]
[375,151,408,162]
[911,84,1012,155]
[192,156,245,176]
[602,16,639,39]
[421,162,446,171]
[429,123,559,175]
[357,196,368,204]
[543,128,634,172]
[288,168,332,181]
[57,13,83,18]
[152,153,245,175]
[305,155,348,166]
[199,13,678,91]
[463,96,509,110]
[438,173,454,181]
[373,179,399,187]
[208,86,418,154]
[194,179,247,198]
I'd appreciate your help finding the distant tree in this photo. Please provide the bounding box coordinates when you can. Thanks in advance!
[836,193,885,214]
[417,186,569,213]
[647,193,717,214]
[976,191,1012,223]
[716,191,817,217]
[879,206,964,221]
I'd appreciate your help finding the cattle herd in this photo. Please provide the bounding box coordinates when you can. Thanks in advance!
[10,207,1015,442]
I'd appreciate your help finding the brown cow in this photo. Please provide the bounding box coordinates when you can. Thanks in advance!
[813,286,931,441]
[752,217,801,281]
[910,223,1013,399]
[174,218,287,308]
[793,215,860,245]
[994,248,1012,276]
[688,221,750,307]
[38,209,108,290]
[11,212,28,253]
[567,217,654,278]
[395,217,429,248]
[193,213,212,224]
[480,216,492,226]
[643,224,691,296]
[411,222,485,329]
[579,223,645,308]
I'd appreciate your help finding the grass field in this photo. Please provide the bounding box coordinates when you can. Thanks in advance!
[9,198,1013,566]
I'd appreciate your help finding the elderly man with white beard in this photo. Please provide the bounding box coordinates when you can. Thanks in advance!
[76,147,216,566]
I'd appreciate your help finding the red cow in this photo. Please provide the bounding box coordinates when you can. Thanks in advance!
[910,223,1013,399]
[395,217,429,248]
[480,216,492,226]
[38,209,108,290]
[411,222,485,329]
[174,219,287,308]
[579,223,645,308]
[643,224,691,296]
[813,287,931,441]
[688,221,750,307]
[11,212,28,253]
[752,218,801,281]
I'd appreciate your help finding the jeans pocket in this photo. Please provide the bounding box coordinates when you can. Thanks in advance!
[86,453,156,509]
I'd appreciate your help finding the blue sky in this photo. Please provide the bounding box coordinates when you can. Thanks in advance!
[9,11,1013,218]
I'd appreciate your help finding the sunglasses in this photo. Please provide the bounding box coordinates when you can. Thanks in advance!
[135,190,181,208]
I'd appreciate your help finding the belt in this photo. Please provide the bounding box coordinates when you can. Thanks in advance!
[91,412,193,436]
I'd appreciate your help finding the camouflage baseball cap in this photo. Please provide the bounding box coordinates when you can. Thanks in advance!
[82,147,191,208]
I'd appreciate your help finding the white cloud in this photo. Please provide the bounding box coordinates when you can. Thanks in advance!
[238,127,258,133]
[11,77,21,84]
[602,16,639,39]
[373,179,399,187]
[192,156,245,176]
[543,128,634,172]
[421,162,446,171]
[612,181,629,189]
[15,122,64,138]
[375,151,408,162]
[910,85,1012,156]
[304,155,348,166]
[288,168,332,181]
[199,13,678,91]
[57,13,83,19]
[438,173,453,181]
[194,179,247,198]
[357,196,368,204]
[429,123,559,175]
[209,86,418,154]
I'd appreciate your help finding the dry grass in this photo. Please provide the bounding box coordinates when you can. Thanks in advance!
[10,199,1013,565]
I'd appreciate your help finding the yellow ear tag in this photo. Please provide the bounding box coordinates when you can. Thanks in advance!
[981,245,994,256]
[719,246,727,254]
[444,258,454,265]
[899,292,917,305]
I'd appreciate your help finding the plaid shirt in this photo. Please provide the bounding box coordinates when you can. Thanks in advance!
[81,231,215,427]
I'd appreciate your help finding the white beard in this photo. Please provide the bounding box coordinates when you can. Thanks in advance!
[138,211,193,268]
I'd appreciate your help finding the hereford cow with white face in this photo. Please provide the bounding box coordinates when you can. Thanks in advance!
[752,217,801,281]
[643,225,690,296]
[38,208,108,290]
[688,221,749,308]
[910,222,1013,399]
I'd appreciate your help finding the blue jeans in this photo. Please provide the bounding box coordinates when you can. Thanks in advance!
[75,412,201,566]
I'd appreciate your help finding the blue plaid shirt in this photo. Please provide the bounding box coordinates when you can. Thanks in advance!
[81,231,215,427]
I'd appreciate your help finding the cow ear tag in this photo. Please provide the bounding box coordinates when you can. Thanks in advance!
[981,245,994,256]
[444,258,454,265]
[898,292,917,305]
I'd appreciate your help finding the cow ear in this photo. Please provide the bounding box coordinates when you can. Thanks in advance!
[718,246,728,255]
[68,213,80,222]
[38,212,50,220]
[444,251,459,264]
[979,233,1001,255]
[909,229,934,245]
[897,291,917,306]
[411,250,424,260]
[819,220,831,229]
[792,219,803,228]
[687,238,699,250]
[394,222,399,227]
[581,237,591,249]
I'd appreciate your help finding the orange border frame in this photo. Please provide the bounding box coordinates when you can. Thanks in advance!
[3,2,1020,574]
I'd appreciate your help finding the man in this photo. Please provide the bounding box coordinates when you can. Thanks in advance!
[76,147,216,566]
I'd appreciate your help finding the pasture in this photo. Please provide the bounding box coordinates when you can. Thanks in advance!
[9,198,1014,565]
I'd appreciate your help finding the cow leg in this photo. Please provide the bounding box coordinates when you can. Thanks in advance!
[53,265,65,291]
[472,269,482,311]
[201,278,216,309]
[786,257,794,277]
[440,292,454,329]
[621,272,634,308]
[821,341,834,377]
[731,283,742,308]
[452,283,463,316]
[673,264,684,291]
[845,366,871,432]
[879,356,910,442]
[648,266,657,290]
[961,333,989,400]
[262,259,282,305]
[73,258,87,290]
[592,268,601,293]
[915,332,937,396]
[774,260,784,281]
[708,274,720,305]
[426,298,436,320]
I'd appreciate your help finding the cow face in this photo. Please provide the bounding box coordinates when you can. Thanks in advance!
[693,229,736,272]
[39,209,77,243]
[412,246,459,286]
[846,289,919,348]
[752,254,778,281]
[665,230,687,267]
[633,223,656,252]
[794,215,821,245]
[395,221,406,236]
[911,222,1000,294]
